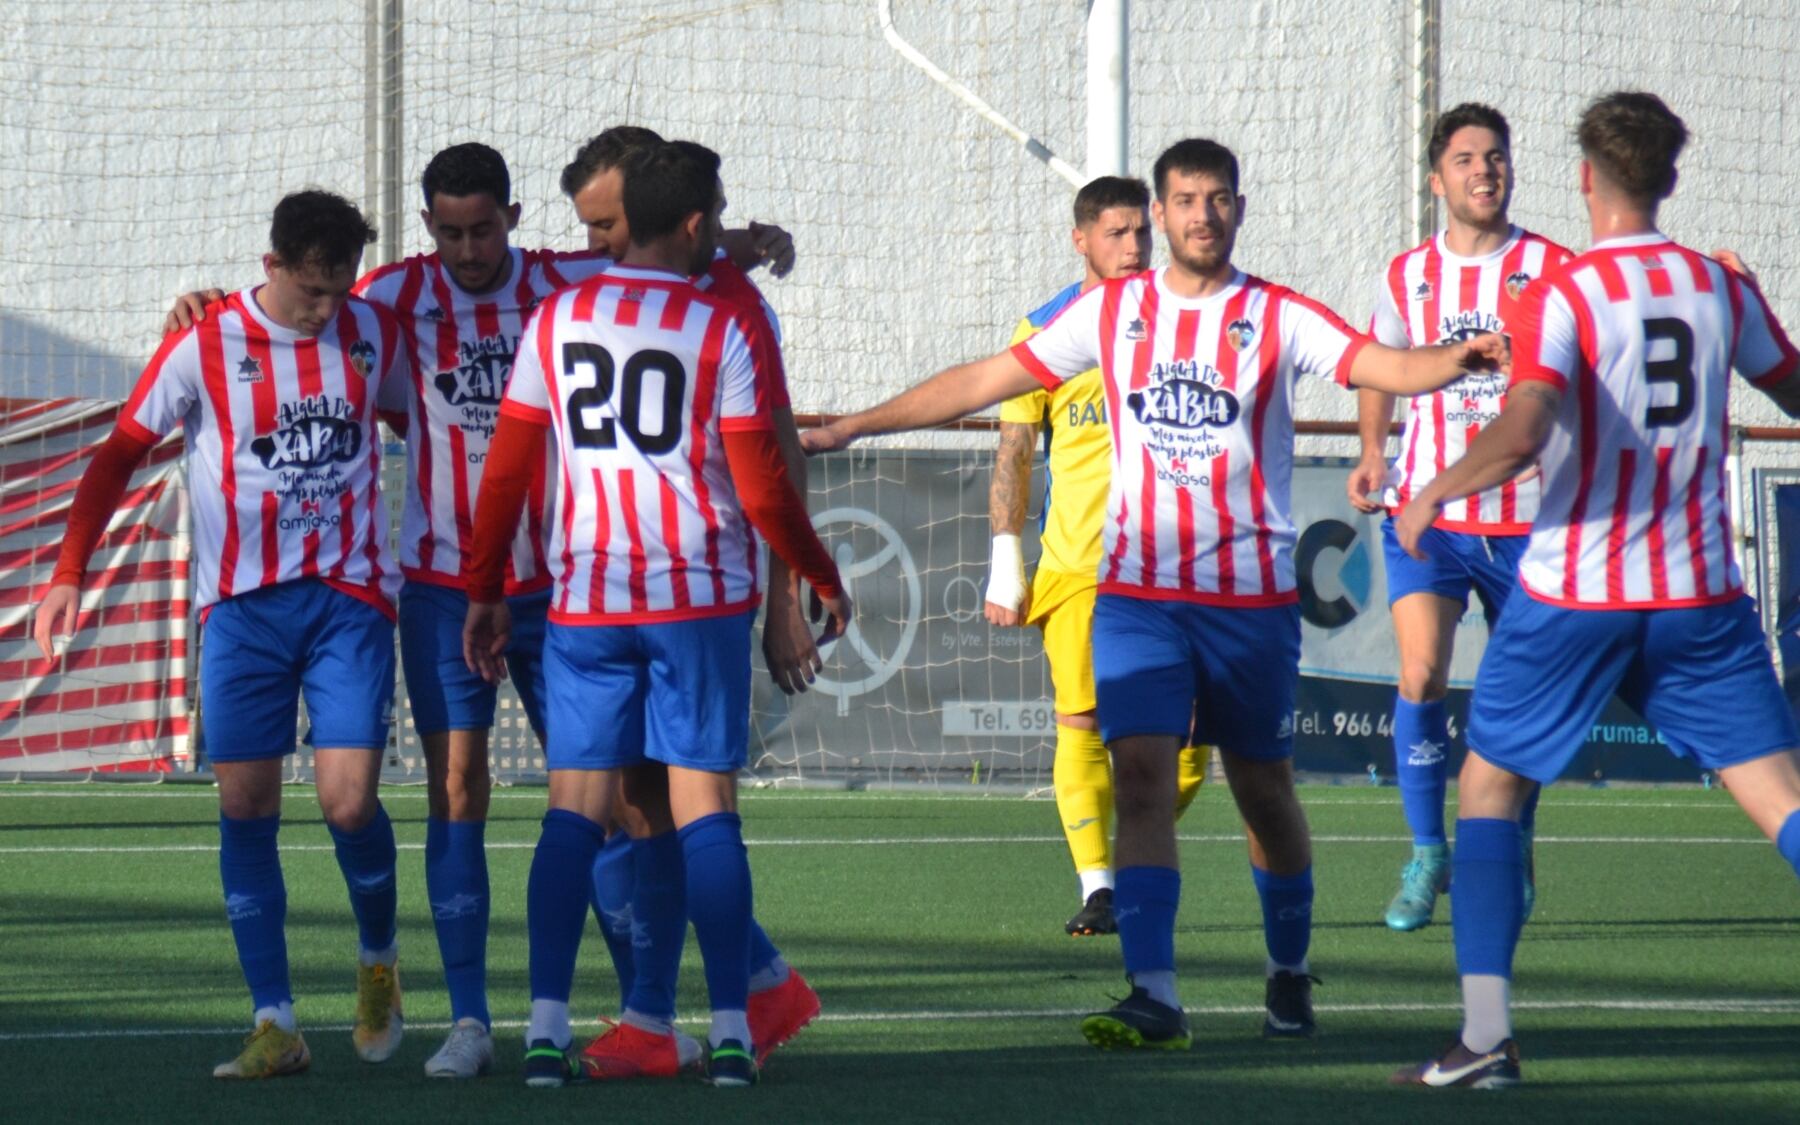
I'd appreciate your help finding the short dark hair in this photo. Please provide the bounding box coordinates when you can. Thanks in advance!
[560,125,666,198]
[1427,102,1511,169]
[1576,91,1688,203]
[269,190,376,272]
[622,140,721,245]
[1152,139,1239,199]
[420,142,511,208]
[1073,176,1150,227]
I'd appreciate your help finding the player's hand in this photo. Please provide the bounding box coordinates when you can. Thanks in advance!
[1712,248,1757,286]
[162,289,227,335]
[32,583,80,662]
[747,221,796,278]
[462,599,514,685]
[814,588,854,649]
[1346,454,1387,514]
[761,580,821,695]
[1458,331,1511,374]
[1394,497,1439,560]
[799,423,851,455]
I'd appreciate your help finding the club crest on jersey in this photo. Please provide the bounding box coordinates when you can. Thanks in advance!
[347,340,377,380]
[1126,359,1240,430]
[1124,318,1146,341]
[253,394,362,470]
[1504,271,1533,299]
[236,356,263,384]
[1226,317,1256,351]
[436,336,511,407]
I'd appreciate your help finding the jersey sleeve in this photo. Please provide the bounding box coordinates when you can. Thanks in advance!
[1510,279,1580,392]
[716,320,770,432]
[999,316,1049,424]
[1280,292,1370,387]
[501,300,555,422]
[1368,272,1410,348]
[1011,287,1105,391]
[1731,274,1800,388]
[118,329,202,444]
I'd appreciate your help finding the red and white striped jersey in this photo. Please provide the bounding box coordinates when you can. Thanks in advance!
[1371,226,1573,532]
[355,247,789,596]
[1014,267,1370,605]
[118,288,410,614]
[1512,232,1800,609]
[355,246,614,595]
[501,264,772,623]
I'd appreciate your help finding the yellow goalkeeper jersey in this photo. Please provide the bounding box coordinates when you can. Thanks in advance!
[999,281,1112,577]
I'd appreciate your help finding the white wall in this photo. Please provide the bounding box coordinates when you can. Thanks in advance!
[2,0,1794,445]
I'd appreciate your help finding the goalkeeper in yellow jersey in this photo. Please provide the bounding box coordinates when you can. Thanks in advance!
[986,176,1212,937]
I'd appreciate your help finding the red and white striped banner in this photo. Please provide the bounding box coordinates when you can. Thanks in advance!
[0,398,190,772]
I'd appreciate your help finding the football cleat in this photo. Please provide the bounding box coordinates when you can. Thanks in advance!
[1066,888,1118,937]
[578,1019,697,1080]
[706,1038,759,1088]
[213,1020,311,1079]
[423,1016,493,1079]
[1079,985,1192,1051]
[523,1039,579,1088]
[1385,844,1450,932]
[748,968,822,1065]
[1391,1037,1522,1089]
[1262,970,1319,1039]
[351,960,404,1062]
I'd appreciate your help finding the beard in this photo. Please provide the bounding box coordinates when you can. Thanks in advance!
[1165,228,1235,275]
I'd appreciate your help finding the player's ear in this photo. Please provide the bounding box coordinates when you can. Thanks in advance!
[1150,197,1167,232]
[419,207,433,232]
[1578,159,1592,198]
[683,209,704,243]
[505,201,522,230]
[262,252,278,281]
[1071,226,1087,256]
[1429,170,1446,200]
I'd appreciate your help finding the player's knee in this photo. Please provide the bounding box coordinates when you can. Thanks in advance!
[441,767,491,821]
[1397,658,1448,703]
[318,788,379,832]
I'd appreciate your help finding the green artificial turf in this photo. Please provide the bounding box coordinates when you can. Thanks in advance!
[0,783,1795,1123]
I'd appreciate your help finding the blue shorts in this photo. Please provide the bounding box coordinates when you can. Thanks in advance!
[541,610,754,773]
[1092,594,1299,760]
[399,582,550,738]
[200,580,395,760]
[1381,518,1526,623]
[1469,593,1800,782]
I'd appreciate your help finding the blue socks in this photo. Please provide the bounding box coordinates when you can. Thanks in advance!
[1451,817,1524,977]
[1251,864,1313,968]
[748,920,782,981]
[527,809,606,1004]
[1114,865,1180,977]
[590,829,638,1004]
[680,813,754,1013]
[1394,696,1450,845]
[219,814,292,1011]
[425,817,490,1027]
[626,831,687,1019]
[327,802,397,954]
[1778,809,1800,878]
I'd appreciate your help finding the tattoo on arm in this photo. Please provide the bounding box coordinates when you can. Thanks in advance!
[989,421,1037,535]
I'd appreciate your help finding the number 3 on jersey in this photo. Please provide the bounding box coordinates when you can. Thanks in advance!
[1641,317,1695,428]
[564,341,687,455]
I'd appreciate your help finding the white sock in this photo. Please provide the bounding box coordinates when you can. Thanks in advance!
[1132,970,1180,1010]
[527,999,571,1049]
[1267,957,1309,978]
[253,1002,296,1033]
[748,956,790,994]
[1460,974,1512,1053]
[1079,868,1115,900]
[359,942,398,968]
[709,1008,751,1049]
[621,1008,674,1036]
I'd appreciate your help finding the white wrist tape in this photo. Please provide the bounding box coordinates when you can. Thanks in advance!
[985,533,1027,611]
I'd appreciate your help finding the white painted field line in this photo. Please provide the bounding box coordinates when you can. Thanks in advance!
[0,789,1747,811]
[2,997,1795,1043]
[0,832,1771,856]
